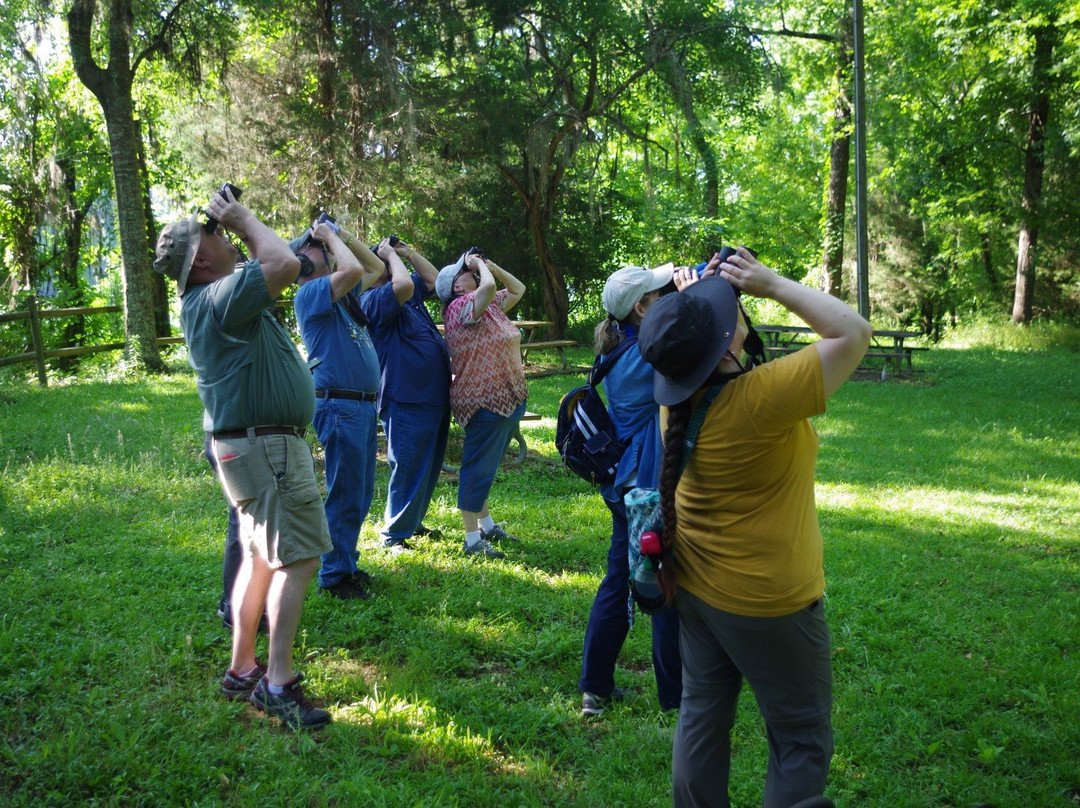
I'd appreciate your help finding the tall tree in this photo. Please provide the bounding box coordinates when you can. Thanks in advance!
[67,0,235,370]
[1012,22,1058,324]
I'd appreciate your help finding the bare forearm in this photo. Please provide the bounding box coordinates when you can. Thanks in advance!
[246,218,299,298]
[488,261,524,296]
[768,276,869,341]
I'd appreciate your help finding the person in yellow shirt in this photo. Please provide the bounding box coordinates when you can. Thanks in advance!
[637,250,871,808]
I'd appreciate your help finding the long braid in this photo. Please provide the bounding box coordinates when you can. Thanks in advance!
[657,399,692,604]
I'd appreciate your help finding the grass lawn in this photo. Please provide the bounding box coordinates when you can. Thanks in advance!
[1,340,1078,806]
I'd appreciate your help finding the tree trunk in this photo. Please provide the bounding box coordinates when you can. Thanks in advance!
[1012,24,1056,325]
[136,118,171,338]
[103,99,166,369]
[527,197,570,338]
[821,11,853,297]
[68,0,164,371]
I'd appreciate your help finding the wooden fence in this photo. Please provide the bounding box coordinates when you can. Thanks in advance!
[0,296,183,386]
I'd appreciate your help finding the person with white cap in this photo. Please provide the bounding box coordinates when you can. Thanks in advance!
[434,249,527,558]
[577,262,681,717]
[637,249,871,807]
[154,189,333,730]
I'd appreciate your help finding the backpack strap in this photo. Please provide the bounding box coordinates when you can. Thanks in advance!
[589,335,637,387]
[677,382,727,480]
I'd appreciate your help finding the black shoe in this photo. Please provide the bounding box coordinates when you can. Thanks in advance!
[219,605,269,633]
[581,686,627,717]
[413,524,443,539]
[385,539,413,556]
[320,576,372,600]
[249,674,331,731]
[352,569,373,587]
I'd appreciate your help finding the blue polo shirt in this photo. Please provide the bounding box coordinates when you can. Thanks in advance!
[359,276,451,410]
[294,277,380,394]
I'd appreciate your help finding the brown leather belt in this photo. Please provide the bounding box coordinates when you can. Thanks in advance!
[316,388,377,402]
[212,425,306,440]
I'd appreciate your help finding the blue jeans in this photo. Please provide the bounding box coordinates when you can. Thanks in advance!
[672,590,833,808]
[312,397,377,587]
[579,495,682,709]
[381,401,451,543]
[204,433,241,614]
[457,401,526,512]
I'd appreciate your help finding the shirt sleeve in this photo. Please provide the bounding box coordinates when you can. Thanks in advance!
[208,261,274,334]
[740,348,826,436]
[293,276,334,324]
[359,282,401,327]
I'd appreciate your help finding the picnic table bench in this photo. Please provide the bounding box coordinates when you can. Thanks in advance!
[437,319,576,368]
[438,410,541,472]
[756,324,927,377]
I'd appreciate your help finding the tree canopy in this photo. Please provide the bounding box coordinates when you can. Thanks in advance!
[2,0,1078,368]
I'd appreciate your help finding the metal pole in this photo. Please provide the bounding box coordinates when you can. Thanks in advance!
[852,0,870,320]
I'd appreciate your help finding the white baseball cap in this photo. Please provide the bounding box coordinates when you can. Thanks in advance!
[601,263,675,321]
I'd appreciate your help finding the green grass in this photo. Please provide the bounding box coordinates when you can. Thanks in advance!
[1,342,1078,807]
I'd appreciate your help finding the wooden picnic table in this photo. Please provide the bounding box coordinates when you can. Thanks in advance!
[756,324,927,377]
[437,319,576,368]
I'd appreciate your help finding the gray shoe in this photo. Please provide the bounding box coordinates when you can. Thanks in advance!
[481,522,520,543]
[463,538,505,559]
[249,674,331,731]
[581,687,627,717]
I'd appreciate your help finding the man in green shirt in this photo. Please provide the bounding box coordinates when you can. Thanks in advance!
[154,189,332,730]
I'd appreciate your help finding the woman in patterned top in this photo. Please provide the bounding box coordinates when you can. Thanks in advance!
[435,250,527,559]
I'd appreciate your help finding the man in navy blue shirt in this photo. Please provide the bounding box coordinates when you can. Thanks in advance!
[293,219,385,599]
[360,239,451,554]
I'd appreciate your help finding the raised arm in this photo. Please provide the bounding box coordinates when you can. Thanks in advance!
[335,223,388,280]
[468,254,498,317]
[486,258,525,313]
[210,188,299,300]
[720,248,871,398]
[378,239,414,304]
[310,222,369,302]
[395,241,439,293]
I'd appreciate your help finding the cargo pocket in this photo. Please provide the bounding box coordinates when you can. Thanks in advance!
[277,438,325,537]
[213,438,275,511]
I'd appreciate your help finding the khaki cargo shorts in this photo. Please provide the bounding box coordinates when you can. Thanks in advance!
[211,433,331,568]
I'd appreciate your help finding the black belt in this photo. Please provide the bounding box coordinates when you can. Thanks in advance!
[213,425,306,440]
[316,388,377,402]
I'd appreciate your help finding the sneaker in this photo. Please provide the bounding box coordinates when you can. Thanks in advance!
[249,674,331,731]
[463,538,505,559]
[221,661,267,700]
[581,687,627,717]
[481,522,520,543]
[385,540,413,556]
[320,576,372,600]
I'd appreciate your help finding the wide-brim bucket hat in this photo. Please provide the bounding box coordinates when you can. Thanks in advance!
[637,276,739,406]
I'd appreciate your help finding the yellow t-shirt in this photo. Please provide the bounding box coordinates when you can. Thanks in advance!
[664,347,827,617]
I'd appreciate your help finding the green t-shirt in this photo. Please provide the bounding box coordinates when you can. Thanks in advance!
[181,261,314,433]
[666,347,827,617]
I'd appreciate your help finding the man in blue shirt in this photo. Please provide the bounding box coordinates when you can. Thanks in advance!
[359,239,451,554]
[292,219,385,600]
[155,190,332,730]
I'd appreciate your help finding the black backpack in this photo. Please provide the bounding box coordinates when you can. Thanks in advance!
[555,337,636,486]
